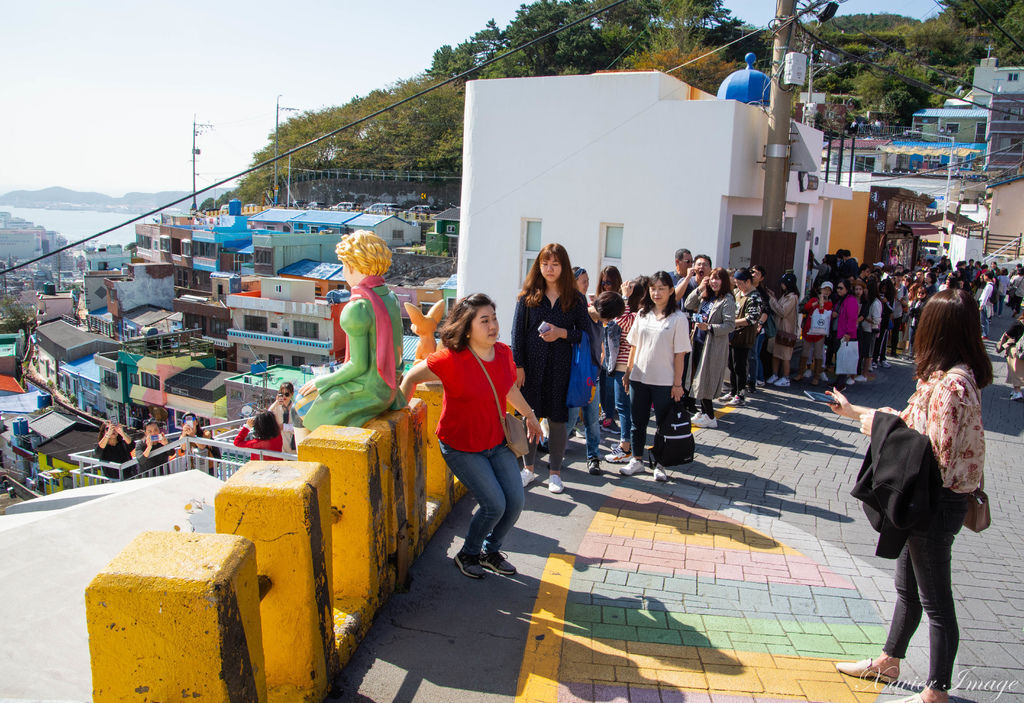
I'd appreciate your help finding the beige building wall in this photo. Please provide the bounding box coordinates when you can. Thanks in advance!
[989,178,1024,238]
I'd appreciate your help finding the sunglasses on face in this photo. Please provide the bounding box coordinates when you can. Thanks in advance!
[601,280,614,287]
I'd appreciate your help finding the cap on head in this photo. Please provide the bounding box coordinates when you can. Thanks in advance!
[819,280,834,290]
[733,269,752,281]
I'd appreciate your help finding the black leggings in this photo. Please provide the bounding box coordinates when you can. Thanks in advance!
[883,490,969,691]
[525,421,567,472]
[629,380,672,461]
[728,345,750,396]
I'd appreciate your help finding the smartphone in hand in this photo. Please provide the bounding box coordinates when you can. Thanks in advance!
[804,390,837,405]
[538,321,552,334]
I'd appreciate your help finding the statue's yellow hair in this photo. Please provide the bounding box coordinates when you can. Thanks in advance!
[336,230,392,276]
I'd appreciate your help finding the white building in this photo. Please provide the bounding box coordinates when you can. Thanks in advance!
[85,244,131,272]
[457,70,851,337]
[968,57,1024,107]
[226,277,346,370]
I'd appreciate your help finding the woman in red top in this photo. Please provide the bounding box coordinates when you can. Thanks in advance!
[401,293,542,580]
[233,411,284,460]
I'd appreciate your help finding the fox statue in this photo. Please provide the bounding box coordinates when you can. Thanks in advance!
[404,299,446,361]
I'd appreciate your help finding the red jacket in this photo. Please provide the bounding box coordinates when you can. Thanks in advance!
[233,426,284,460]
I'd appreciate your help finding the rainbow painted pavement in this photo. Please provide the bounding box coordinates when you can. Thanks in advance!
[515,485,893,703]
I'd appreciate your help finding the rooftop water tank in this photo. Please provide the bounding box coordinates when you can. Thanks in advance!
[717,53,771,107]
[228,199,242,216]
[37,393,52,409]
[12,417,28,435]
[43,283,56,295]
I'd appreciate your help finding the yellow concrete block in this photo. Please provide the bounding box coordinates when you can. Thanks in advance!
[414,381,453,510]
[86,531,266,703]
[297,425,387,615]
[216,461,338,700]
[407,398,428,555]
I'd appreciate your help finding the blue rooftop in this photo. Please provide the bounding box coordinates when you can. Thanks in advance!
[913,108,988,118]
[289,211,361,226]
[248,208,300,223]
[344,213,411,228]
[60,355,100,384]
[0,392,44,413]
[278,259,345,280]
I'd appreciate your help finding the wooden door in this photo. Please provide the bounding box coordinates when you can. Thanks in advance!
[750,230,797,294]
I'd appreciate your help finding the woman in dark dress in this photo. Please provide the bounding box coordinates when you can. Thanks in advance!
[512,242,591,494]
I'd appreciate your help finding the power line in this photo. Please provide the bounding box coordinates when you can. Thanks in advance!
[0,0,637,278]
[968,0,1024,55]
[850,26,1024,111]
[798,23,1023,120]
[665,24,770,75]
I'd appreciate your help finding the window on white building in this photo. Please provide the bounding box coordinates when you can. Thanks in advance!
[522,219,542,282]
[293,321,319,339]
[601,224,624,270]
[268,354,284,366]
[392,228,404,241]
[1009,72,1020,82]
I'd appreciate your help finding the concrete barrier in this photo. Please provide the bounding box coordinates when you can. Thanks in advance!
[414,382,462,535]
[215,461,338,701]
[85,531,266,702]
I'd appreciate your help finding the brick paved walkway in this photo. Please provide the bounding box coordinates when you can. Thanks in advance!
[334,315,1023,703]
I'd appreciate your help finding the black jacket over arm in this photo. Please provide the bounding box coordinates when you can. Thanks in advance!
[851,411,942,558]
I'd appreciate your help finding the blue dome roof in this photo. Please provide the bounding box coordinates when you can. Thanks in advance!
[717,53,771,106]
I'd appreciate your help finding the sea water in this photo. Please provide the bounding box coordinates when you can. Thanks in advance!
[0,206,158,248]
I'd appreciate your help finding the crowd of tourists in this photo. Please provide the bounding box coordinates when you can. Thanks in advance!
[395,239,1021,703]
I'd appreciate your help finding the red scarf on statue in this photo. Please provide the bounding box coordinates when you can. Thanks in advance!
[345,275,397,391]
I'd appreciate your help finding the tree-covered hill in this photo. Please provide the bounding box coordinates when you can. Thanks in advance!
[233,0,1024,203]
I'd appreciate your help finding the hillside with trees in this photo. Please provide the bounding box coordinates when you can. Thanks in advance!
[233,0,1024,204]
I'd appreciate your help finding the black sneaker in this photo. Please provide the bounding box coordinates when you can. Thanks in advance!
[454,551,486,579]
[480,551,517,576]
[588,457,602,475]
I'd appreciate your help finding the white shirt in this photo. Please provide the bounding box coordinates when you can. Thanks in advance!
[626,309,691,386]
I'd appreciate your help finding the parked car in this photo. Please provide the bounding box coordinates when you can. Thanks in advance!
[407,205,432,215]
[307,202,322,209]
[366,202,398,214]
[330,202,357,211]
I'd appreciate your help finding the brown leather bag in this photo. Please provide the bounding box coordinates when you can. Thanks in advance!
[471,350,529,458]
[963,476,991,533]
[775,330,798,347]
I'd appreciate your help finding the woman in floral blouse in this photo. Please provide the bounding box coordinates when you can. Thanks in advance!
[827,289,992,703]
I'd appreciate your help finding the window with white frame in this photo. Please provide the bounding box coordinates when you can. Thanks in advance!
[601,224,624,270]
[522,219,542,282]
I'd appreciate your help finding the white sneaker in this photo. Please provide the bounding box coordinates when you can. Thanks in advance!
[766,374,779,384]
[853,375,868,382]
[692,412,718,429]
[845,377,855,386]
[820,372,830,382]
[653,466,668,482]
[716,392,733,403]
[801,368,813,379]
[773,377,791,387]
[619,457,645,476]
[755,379,766,387]
[548,474,563,493]
[880,361,892,369]
[1010,390,1022,401]
[521,469,538,487]
[727,394,745,406]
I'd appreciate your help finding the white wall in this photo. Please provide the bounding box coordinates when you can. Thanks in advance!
[458,71,846,338]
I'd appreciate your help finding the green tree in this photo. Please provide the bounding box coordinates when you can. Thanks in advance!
[0,297,36,338]
[199,197,216,211]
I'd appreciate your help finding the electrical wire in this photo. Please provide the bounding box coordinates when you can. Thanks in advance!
[797,23,1024,120]
[0,0,636,278]
[827,138,1024,185]
[968,0,1024,55]
[665,24,770,74]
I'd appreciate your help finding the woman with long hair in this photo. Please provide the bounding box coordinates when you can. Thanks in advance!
[767,273,800,387]
[684,267,736,428]
[748,264,772,390]
[855,277,881,382]
[603,276,649,465]
[873,278,897,369]
[233,411,283,461]
[619,271,690,480]
[830,289,991,703]
[402,294,543,579]
[833,278,860,392]
[511,243,591,494]
[96,421,134,479]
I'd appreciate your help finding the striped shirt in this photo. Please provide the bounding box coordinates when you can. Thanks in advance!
[614,310,635,371]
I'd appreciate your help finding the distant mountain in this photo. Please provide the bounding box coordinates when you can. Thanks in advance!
[0,186,234,211]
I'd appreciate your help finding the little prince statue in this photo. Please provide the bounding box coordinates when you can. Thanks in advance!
[296,230,405,430]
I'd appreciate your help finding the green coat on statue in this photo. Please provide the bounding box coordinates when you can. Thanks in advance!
[301,285,406,430]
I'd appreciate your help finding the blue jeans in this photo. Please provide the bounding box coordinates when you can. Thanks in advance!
[748,330,766,386]
[608,369,632,444]
[981,307,990,338]
[439,441,524,556]
[581,388,601,459]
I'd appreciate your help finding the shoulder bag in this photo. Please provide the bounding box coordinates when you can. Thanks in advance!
[963,475,991,533]
[470,350,530,457]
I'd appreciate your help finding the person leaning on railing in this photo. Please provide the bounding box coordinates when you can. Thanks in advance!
[96,421,133,479]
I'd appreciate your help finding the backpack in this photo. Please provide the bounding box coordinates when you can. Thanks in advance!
[567,325,600,408]
[648,400,695,468]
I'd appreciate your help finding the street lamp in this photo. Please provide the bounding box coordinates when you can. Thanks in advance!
[274,96,298,206]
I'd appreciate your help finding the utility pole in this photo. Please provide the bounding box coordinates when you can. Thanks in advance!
[192,116,213,213]
[760,0,799,231]
[274,97,298,207]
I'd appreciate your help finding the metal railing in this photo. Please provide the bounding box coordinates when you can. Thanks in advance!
[982,235,1024,265]
[67,418,298,489]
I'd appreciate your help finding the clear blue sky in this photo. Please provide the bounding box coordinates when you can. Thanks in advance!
[1,0,941,197]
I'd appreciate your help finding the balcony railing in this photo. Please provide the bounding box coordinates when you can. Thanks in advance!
[67,419,297,487]
[225,294,330,316]
[227,328,331,351]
